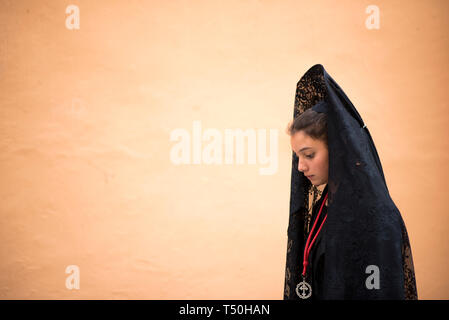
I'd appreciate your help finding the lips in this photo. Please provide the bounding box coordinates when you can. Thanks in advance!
[306,175,314,179]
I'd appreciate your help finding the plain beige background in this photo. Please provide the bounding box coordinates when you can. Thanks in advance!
[0,0,448,299]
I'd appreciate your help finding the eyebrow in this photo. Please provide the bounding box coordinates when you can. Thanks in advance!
[292,147,313,155]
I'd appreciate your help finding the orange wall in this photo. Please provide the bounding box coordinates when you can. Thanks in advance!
[0,0,448,299]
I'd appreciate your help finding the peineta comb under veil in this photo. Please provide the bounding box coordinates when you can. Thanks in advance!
[283,64,418,300]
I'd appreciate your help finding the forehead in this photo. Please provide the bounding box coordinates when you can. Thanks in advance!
[290,131,323,150]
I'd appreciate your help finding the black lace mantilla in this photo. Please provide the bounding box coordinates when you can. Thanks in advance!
[283,64,418,300]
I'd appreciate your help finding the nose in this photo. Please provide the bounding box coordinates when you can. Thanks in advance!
[297,159,307,173]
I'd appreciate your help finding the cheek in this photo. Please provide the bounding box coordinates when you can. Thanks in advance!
[316,155,328,170]
[320,155,329,171]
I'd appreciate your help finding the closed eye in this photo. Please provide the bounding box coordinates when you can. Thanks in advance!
[294,152,314,158]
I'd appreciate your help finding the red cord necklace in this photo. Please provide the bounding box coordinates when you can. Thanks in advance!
[296,191,328,299]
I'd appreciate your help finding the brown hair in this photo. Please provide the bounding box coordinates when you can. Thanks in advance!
[286,108,328,145]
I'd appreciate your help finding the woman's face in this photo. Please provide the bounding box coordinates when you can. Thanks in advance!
[290,130,329,186]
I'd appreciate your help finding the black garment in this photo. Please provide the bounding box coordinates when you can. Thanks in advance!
[283,64,418,300]
[304,184,328,300]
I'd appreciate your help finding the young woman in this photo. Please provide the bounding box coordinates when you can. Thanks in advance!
[287,108,329,300]
[283,64,417,300]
